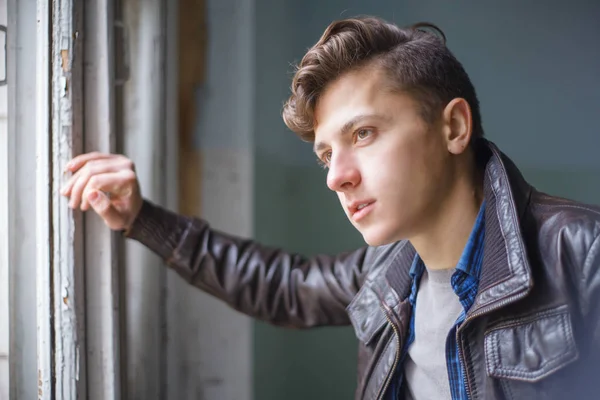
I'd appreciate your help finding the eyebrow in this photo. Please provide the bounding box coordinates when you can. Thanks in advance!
[313,114,387,154]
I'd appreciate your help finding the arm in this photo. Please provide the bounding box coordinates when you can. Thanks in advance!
[125,199,375,328]
[59,152,372,328]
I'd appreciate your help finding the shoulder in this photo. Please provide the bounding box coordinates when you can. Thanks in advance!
[529,190,600,250]
[527,191,600,308]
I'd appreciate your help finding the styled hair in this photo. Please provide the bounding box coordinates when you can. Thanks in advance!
[282,17,484,142]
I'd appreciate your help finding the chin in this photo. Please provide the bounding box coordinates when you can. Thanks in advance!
[357,218,410,246]
[360,227,397,247]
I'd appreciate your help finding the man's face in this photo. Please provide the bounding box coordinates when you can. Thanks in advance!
[314,66,456,246]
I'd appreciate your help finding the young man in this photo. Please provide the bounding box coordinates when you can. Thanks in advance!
[61,17,600,400]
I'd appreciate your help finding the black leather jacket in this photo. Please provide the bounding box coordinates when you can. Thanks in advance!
[128,140,600,399]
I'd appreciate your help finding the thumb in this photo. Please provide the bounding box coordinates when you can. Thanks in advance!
[87,190,123,230]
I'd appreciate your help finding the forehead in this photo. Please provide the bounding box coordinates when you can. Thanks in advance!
[313,67,416,144]
[314,67,385,128]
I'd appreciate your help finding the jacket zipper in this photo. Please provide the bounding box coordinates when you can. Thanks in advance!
[455,288,530,400]
[457,331,472,400]
[375,302,402,400]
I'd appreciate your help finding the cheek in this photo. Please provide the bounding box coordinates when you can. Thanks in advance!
[399,144,452,212]
[366,135,437,208]
[336,191,349,213]
[368,142,414,187]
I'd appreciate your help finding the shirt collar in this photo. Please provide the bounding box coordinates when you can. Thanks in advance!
[455,200,486,280]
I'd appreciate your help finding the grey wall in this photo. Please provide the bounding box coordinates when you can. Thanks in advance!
[253,2,364,400]
[179,0,255,399]
[251,1,600,400]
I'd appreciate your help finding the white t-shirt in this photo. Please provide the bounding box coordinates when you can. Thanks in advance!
[403,268,463,400]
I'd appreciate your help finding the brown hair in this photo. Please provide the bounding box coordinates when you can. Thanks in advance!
[282,17,483,142]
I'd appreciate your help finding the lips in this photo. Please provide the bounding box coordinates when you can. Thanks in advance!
[348,199,376,219]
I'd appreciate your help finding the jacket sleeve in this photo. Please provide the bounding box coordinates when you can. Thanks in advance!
[125,200,375,328]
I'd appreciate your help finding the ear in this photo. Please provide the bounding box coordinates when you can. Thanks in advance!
[441,98,472,155]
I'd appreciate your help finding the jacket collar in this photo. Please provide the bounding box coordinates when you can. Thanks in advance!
[383,139,535,316]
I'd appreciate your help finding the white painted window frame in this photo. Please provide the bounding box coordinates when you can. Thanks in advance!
[7,1,42,398]
[6,0,122,398]
[4,0,247,398]
[0,0,8,398]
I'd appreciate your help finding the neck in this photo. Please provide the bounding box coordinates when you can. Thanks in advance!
[410,165,484,271]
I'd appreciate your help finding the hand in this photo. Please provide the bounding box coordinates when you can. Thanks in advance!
[60,152,143,231]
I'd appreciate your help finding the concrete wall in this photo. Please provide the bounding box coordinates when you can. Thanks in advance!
[251,1,600,399]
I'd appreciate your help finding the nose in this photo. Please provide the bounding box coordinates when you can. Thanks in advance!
[326,152,361,192]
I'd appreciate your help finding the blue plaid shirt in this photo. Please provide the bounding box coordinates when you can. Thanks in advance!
[388,201,486,400]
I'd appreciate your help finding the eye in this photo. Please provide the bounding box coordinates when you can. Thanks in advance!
[356,129,373,140]
[316,151,332,169]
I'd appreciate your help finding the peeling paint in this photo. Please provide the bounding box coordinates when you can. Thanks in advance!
[61,50,69,72]
[62,285,68,306]
[60,76,68,97]
[38,369,43,396]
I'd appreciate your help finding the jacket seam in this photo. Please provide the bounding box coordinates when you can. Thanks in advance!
[484,304,569,334]
[485,308,577,379]
[364,332,395,400]
[500,376,515,400]
[535,202,600,218]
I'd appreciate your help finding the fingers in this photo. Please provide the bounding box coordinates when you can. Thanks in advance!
[61,157,135,208]
[60,152,142,231]
[79,169,136,211]
[62,157,106,197]
[86,190,123,230]
[64,152,113,173]
[61,153,132,196]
